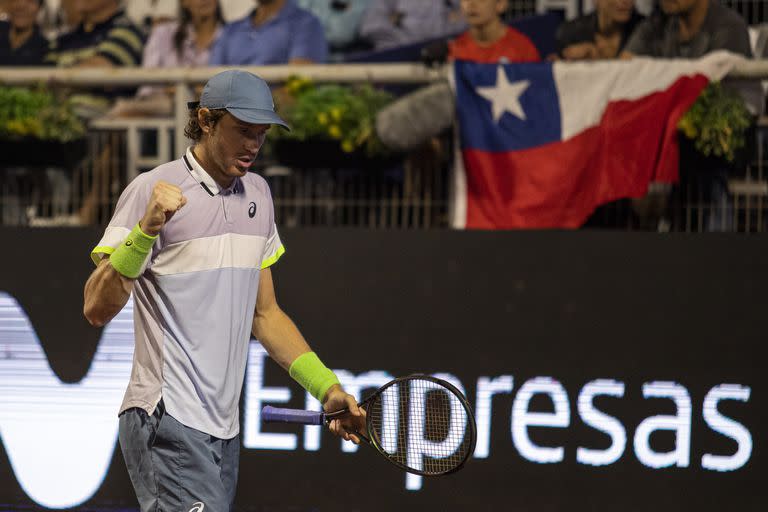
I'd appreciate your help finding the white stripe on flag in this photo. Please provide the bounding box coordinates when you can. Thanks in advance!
[555,51,744,140]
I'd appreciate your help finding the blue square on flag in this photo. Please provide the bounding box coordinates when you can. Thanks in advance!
[455,61,561,152]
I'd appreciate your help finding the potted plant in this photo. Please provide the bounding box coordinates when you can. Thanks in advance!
[270,76,396,169]
[0,86,87,169]
[678,82,753,170]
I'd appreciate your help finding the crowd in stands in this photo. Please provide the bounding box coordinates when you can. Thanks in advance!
[0,0,765,229]
[0,0,759,117]
[0,0,760,95]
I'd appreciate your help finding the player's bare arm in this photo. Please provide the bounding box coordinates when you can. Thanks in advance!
[83,257,134,327]
[83,181,186,327]
[251,267,312,369]
[252,267,364,442]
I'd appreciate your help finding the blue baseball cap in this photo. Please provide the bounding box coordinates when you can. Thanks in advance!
[194,70,289,130]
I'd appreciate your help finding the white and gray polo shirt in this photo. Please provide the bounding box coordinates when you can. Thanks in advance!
[91,147,284,439]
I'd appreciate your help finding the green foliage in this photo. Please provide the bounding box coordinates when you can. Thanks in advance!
[274,76,394,157]
[678,82,751,163]
[0,86,86,142]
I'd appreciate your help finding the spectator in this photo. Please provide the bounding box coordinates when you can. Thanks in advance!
[46,0,144,68]
[44,0,145,115]
[623,0,751,58]
[144,0,222,68]
[297,0,372,55]
[359,0,466,51]
[135,0,223,100]
[556,1,643,227]
[106,0,223,118]
[0,0,48,66]
[376,0,542,152]
[209,0,327,64]
[623,0,756,232]
[556,0,643,60]
[449,0,540,63]
[44,1,146,225]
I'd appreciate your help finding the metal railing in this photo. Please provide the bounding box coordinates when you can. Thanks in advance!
[0,62,767,231]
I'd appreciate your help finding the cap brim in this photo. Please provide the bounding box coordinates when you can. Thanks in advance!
[227,107,290,131]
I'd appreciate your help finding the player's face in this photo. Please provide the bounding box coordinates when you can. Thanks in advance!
[207,113,269,181]
[460,0,507,27]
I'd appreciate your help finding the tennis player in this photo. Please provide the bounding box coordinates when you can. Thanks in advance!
[83,70,363,512]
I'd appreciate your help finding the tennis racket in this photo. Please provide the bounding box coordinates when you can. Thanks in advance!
[262,374,477,476]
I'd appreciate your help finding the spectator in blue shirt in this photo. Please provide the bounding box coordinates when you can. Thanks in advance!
[210,0,328,64]
[297,0,373,55]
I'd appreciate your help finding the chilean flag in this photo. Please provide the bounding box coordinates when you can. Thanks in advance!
[450,51,743,229]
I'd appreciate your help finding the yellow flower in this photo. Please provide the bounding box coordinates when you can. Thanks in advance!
[341,140,355,153]
[330,107,342,121]
[678,117,697,139]
[286,75,312,95]
[25,118,43,136]
[317,112,328,125]
[6,119,24,134]
[286,77,301,94]
[328,125,341,139]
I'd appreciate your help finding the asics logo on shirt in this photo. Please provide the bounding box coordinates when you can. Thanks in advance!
[248,202,257,218]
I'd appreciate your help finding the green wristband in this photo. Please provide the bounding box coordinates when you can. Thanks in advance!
[288,352,340,402]
[109,223,158,278]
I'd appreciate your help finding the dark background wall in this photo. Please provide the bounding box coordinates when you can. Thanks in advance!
[0,228,764,511]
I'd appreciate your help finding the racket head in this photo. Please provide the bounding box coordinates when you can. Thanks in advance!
[361,374,477,477]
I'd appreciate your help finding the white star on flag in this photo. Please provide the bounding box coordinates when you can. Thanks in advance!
[476,66,530,123]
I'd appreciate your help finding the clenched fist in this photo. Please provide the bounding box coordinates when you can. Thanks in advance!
[140,181,187,236]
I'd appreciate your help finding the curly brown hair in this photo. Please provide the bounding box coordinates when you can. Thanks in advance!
[184,107,228,142]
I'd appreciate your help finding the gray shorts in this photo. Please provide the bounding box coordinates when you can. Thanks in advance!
[118,400,240,512]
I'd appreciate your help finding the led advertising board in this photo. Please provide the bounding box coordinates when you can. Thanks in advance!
[0,229,763,511]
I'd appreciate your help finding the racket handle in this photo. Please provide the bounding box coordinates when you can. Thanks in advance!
[262,406,325,425]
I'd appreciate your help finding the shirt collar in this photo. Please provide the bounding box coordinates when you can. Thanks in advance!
[184,146,222,196]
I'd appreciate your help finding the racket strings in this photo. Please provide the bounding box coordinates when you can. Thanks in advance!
[368,377,473,475]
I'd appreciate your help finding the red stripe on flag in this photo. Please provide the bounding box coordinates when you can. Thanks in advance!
[462,74,709,229]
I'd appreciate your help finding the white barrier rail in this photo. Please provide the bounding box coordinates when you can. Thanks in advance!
[0,60,766,84]
[0,64,446,85]
[1,61,766,155]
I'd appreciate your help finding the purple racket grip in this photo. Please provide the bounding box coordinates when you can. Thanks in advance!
[262,406,325,425]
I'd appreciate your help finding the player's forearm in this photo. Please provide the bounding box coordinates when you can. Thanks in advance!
[252,306,312,370]
[83,258,133,327]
